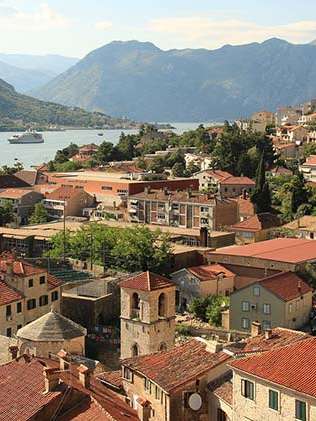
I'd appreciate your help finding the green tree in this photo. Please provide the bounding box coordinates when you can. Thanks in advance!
[172,162,186,177]
[251,153,272,213]
[149,156,165,174]
[291,172,309,215]
[29,203,49,224]
[0,200,15,226]
[93,141,114,165]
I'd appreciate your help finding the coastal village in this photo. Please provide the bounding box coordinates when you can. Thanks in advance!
[2,98,316,421]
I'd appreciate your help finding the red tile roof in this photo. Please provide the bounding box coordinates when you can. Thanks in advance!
[208,373,233,406]
[225,327,309,355]
[187,264,234,282]
[120,271,175,291]
[209,238,316,264]
[203,170,233,181]
[0,358,65,421]
[231,213,280,232]
[305,155,316,165]
[0,188,34,199]
[98,370,123,389]
[47,273,63,290]
[46,185,84,201]
[235,197,255,217]
[221,176,255,186]
[122,339,230,393]
[59,398,111,421]
[258,272,312,302]
[0,258,45,277]
[230,337,316,399]
[0,280,23,305]
[0,356,139,421]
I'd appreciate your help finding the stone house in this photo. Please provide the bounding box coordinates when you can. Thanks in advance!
[171,264,235,311]
[0,188,43,225]
[229,337,316,420]
[16,310,87,358]
[120,271,176,359]
[300,155,316,182]
[229,272,312,332]
[0,255,62,337]
[119,338,230,421]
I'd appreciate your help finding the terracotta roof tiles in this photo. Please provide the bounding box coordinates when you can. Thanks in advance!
[0,280,23,305]
[122,339,230,393]
[231,213,280,232]
[230,337,316,399]
[120,271,175,291]
[187,264,234,282]
[209,238,316,264]
[258,272,312,302]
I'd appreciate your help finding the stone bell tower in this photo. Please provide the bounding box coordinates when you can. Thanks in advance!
[120,271,176,359]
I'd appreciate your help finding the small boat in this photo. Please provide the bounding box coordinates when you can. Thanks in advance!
[8,129,44,144]
[97,132,104,136]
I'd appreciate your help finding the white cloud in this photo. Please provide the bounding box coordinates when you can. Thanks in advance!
[95,20,113,31]
[0,3,71,31]
[148,17,316,48]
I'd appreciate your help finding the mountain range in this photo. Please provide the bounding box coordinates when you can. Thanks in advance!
[0,54,78,93]
[0,78,131,130]
[31,38,316,122]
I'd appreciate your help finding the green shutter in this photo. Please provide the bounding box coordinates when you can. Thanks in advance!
[296,400,307,421]
[269,390,278,410]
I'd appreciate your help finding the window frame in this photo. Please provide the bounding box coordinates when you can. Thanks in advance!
[253,286,260,296]
[263,303,271,315]
[39,275,46,285]
[295,399,307,421]
[241,379,255,400]
[241,301,250,312]
[241,317,250,330]
[268,389,279,411]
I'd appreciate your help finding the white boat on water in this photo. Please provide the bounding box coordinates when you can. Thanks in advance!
[8,129,44,144]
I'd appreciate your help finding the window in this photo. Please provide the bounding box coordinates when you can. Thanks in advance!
[263,303,271,314]
[51,291,59,302]
[242,301,250,312]
[101,186,113,191]
[39,276,46,284]
[27,299,36,310]
[155,386,161,400]
[295,400,306,421]
[6,305,11,318]
[253,286,260,296]
[17,302,22,313]
[241,379,254,400]
[269,389,279,411]
[39,295,48,306]
[28,279,33,288]
[123,367,133,381]
[158,293,166,317]
[289,303,293,313]
[6,328,12,337]
[241,318,250,330]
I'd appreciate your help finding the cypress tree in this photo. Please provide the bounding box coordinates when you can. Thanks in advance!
[251,152,271,213]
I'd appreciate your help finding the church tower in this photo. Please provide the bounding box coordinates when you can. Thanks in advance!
[120,271,176,359]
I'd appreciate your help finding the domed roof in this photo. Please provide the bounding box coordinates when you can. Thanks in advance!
[17,311,87,342]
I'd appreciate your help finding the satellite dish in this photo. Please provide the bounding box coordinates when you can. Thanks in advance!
[188,393,202,411]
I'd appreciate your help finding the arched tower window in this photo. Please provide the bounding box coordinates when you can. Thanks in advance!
[131,293,140,319]
[159,342,167,352]
[158,293,166,317]
[132,343,139,357]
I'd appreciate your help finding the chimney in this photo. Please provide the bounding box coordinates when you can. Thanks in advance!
[144,186,150,194]
[43,367,60,393]
[57,349,69,371]
[265,329,273,340]
[77,364,91,388]
[251,321,262,337]
[298,280,302,293]
[9,345,18,360]
[6,259,14,276]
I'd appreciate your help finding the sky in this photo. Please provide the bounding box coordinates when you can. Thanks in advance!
[1,0,316,57]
